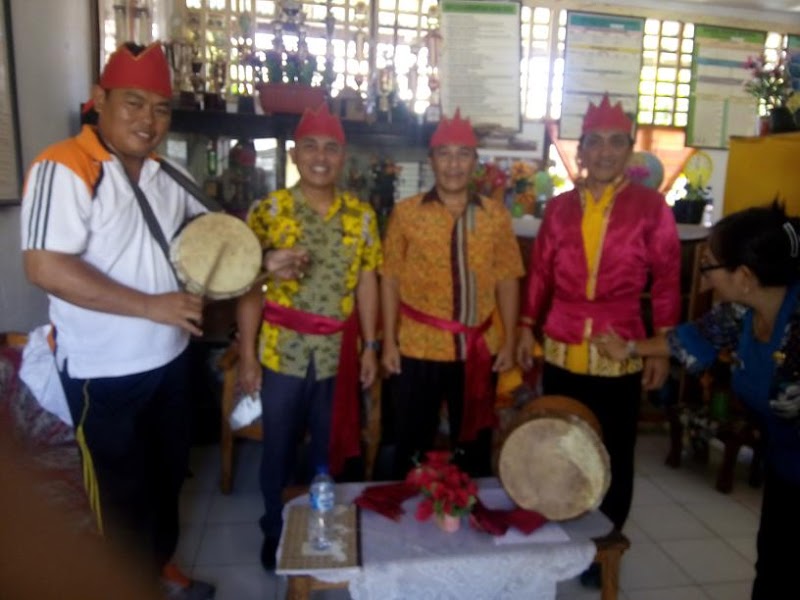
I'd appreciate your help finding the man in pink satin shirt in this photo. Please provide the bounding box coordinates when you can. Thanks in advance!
[516,94,680,583]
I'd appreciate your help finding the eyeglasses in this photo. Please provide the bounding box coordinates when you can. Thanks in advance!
[699,262,727,274]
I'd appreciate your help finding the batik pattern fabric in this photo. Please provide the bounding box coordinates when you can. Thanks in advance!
[247,186,381,379]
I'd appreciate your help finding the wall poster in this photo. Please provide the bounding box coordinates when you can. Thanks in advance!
[686,25,765,149]
[560,12,644,140]
[439,0,521,131]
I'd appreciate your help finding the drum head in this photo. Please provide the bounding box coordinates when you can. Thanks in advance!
[171,213,262,300]
[498,396,610,521]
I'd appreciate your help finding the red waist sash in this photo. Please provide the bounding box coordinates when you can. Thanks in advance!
[400,303,496,441]
[263,301,360,476]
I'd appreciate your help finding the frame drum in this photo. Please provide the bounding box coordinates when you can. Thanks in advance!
[170,213,262,300]
[497,395,610,521]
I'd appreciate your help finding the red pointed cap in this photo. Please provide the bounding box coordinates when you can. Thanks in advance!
[582,93,633,136]
[82,42,172,113]
[294,103,346,144]
[430,108,478,148]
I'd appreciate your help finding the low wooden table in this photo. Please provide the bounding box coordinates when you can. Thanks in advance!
[278,480,628,600]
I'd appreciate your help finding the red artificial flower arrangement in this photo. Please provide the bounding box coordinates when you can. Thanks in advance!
[406,451,478,521]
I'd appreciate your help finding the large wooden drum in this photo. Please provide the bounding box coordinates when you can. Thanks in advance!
[170,213,262,300]
[497,395,610,521]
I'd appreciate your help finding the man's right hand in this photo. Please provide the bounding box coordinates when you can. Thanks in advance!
[381,340,401,375]
[143,292,204,336]
[516,327,536,371]
[238,352,263,395]
[264,247,310,281]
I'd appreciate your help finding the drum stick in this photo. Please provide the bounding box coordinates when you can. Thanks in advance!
[200,242,227,297]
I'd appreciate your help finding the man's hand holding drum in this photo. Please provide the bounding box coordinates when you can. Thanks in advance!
[263,247,310,280]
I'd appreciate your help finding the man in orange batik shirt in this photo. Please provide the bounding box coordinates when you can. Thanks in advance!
[380,109,524,479]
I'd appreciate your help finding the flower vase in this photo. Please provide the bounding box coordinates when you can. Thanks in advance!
[435,513,461,533]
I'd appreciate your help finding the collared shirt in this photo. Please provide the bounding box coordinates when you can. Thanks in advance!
[543,181,643,376]
[20,125,206,378]
[247,186,381,379]
[381,188,524,361]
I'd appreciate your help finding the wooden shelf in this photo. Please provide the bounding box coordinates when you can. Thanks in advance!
[168,109,435,147]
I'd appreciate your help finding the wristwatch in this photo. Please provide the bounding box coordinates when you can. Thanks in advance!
[626,340,639,359]
[363,340,381,352]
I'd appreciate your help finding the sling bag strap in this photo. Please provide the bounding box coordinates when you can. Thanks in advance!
[124,169,181,284]
[158,158,224,213]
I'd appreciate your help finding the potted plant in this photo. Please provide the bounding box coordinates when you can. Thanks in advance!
[672,180,710,225]
[743,52,796,134]
[406,451,478,533]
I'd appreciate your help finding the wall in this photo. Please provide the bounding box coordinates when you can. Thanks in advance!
[0,0,797,332]
[0,0,92,332]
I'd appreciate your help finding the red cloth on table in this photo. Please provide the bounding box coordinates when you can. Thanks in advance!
[353,482,419,521]
[469,498,547,536]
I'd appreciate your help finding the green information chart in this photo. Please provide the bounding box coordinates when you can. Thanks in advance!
[440,0,521,131]
[560,12,644,140]
[687,25,765,149]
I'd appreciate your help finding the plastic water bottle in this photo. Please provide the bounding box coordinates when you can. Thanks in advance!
[308,467,335,550]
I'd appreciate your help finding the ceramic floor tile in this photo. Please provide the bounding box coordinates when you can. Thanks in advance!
[631,476,674,506]
[629,503,714,541]
[728,484,764,514]
[206,492,263,524]
[619,541,692,590]
[624,586,710,600]
[195,522,262,566]
[185,445,223,492]
[647,470,726,506]
[659,538,754,584]
[180,490,213,525]
[620,520,650,544]
[723,535,757,563]
[702,581,753,600]
[683,501,760,537]
[173,522,205,569]
[189,564,279,600]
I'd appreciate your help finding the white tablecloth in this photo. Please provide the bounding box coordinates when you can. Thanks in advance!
[278,479,611,600]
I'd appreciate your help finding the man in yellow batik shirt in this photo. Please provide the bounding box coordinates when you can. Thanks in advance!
[380,109,524,479]
[237,104,381,570]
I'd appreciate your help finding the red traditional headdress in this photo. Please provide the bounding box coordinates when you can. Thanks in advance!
[429,108,478,148]
[82,42,172,113]
[581,93,633,136]
[294,103,346,144]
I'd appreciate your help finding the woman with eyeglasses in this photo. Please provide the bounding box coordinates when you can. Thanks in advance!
[594,200,800,600]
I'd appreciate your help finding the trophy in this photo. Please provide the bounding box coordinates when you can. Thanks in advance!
[353,1,368,94]
[189,44,206,110]
[423,6,442,123]
[112,0,152,46]
[166,38,199,110]
[233,13,258,113]
[204,53,228,112]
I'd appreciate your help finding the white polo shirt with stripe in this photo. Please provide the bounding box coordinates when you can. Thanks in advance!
[20,126,207,379]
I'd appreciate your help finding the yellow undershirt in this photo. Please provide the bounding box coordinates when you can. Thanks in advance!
[561,185,615,373]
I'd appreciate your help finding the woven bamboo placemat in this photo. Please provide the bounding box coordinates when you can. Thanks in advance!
[278,504,360,571]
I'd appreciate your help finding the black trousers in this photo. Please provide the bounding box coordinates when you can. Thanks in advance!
[752,467,800,599]
[59,350,191,573]
[542,363,641,530]
[387,356,494,480]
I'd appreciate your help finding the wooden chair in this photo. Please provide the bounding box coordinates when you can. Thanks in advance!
[218,346,383,494]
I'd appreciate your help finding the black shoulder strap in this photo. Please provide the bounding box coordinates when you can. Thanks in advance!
[125,172,181,284]
[158,158,224,213]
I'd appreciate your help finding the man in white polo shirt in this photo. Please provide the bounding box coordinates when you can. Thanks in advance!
[20,42,213,599]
